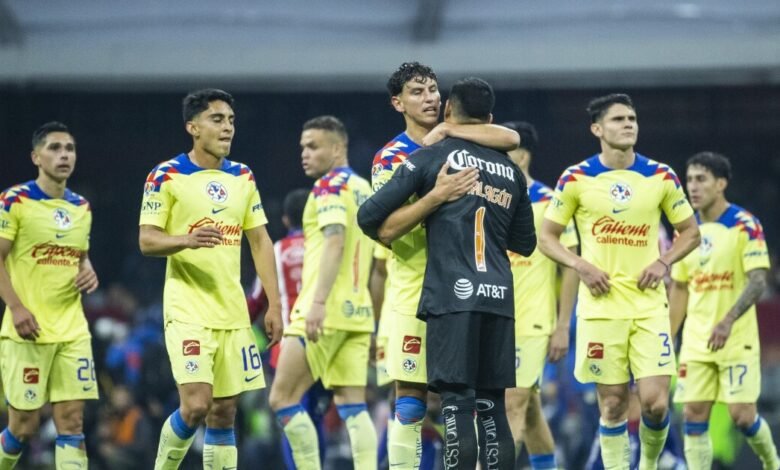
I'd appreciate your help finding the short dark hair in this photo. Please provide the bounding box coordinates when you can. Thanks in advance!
[302,115,348,145]
[32,121,70,149]
[283,188,310,229]
[687,151,732,181]
[182,88,234,123]
[501,121,538,155]
[386,62,438,97]
[448,77,494,121]
[586,93,634,123]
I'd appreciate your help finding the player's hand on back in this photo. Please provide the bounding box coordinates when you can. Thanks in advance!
[637,259,667,291]
[305,301,326,342]
[430,162,479,204]
[75,261,99,294]
[421,122,450,147]
[186,226,223,249]
[574,259,611,297]
[264,302,283,348]
[10,305,40,341]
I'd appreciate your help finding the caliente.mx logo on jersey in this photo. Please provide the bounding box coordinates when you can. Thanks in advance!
[206,181,228,203]
[53,208,72,229]
[609,182,633,204]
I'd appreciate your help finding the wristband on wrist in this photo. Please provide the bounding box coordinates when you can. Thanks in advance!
[657,258,670,273]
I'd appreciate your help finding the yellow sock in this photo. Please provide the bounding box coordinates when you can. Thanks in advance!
[55,440,88,470]
[339,405,378,470]
[389,417,422,469]
[683,422,712,470]
[638,414,669,470]
[599,420,630,470]
[277,405,321,470]
[0,448,21,470]
[155,410,196,470]
[203,428,237,470]
[743,416,780,470]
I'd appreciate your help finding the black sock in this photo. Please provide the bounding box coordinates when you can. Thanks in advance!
[440,387,478,470]
[476,388,515,470]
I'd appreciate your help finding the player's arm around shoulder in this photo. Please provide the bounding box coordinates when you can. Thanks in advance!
[245,225,283,347]
[0,238,40,340]
[422,122,520,151]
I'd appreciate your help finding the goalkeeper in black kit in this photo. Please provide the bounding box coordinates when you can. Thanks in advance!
[358,77,535,470]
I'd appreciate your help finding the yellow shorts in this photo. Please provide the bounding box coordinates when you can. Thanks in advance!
[285,327,370,389]
[385,310,427,384]
[165,321,265,397]
[0,338,98,410]
[515,335,549,390]
[575,315,676,384]
[375,315,392,387]
[674,355,761,404]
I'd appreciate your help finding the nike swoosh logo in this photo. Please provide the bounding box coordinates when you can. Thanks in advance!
[82,385,95,391]
[658,361,671,367]
[612,208,629,214]
[244,373,262,382]
[55,233,66,239]
[212,207,227,214]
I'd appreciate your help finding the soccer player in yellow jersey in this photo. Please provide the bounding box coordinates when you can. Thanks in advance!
[269,116,377,470]
[0,121,99,469]
[502,121,579,470]
[670,152,779,470]
[374,62,519,470]
[138,89,283,470]
[539,93,701,470]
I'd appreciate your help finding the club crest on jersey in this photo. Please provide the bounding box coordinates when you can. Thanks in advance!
[53,208,72,229]
[609,182,633,204]
[206,181,228,204]
[699,235,713,259]
[453,278,474,299]
[23,368,40,384]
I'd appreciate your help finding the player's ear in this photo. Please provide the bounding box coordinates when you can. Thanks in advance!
[590,122,602,138]
[185,121,198,138]
[443,100,452,120]
[390,95,404,113]
[30,150,40,167]
[716,177,728,192]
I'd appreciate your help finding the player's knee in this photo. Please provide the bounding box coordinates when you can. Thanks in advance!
[55,413,84,435]
[683,403,710,422]
[206,401,237,428]
[9,410,40,441]
[181,397,212,423]
[640,395,669,421]
[524,394,543,427]
[395,396,426,425]
[505,389,530,419]
[729,406,757,430]
[600,395,628,421]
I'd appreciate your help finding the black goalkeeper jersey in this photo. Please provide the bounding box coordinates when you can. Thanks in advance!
[358,137,535,319]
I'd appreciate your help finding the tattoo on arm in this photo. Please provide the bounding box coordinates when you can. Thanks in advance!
[322,224,345,237]
[727,269,768,321]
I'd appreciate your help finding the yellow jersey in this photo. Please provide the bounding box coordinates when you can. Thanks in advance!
[672,204,769,360]
[139,154,268,329]
[0,181,91,343]
[290,167,374,333]
[545,154,693,319]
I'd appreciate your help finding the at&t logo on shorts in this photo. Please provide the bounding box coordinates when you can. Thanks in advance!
[402,336,421,354]
[587,342,604,359]
[206,181,228,204]
[182,339,200,356]
[23,367,40,384]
